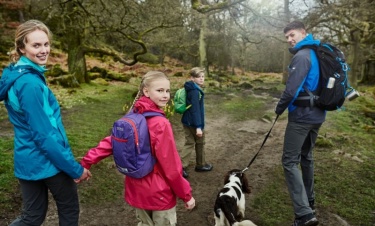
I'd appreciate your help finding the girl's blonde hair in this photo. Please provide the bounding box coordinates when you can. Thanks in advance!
[190,67,205,78]
[129,71,169,112]
[9,19,52,63]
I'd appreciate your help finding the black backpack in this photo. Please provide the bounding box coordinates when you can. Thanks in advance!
[294,43,350,111]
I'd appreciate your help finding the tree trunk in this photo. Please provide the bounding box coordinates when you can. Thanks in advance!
[199,14,208,70]
[58,1,88,85]
[361,59,375,84]
[67,43,87,84]
[282,0,291,84]
[348,30,361,88]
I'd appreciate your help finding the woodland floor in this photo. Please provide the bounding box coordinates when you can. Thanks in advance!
[0,64,355,225]
[31,92,349,226]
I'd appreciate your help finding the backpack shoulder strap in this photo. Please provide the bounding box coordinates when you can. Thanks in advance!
[142,112,164,118]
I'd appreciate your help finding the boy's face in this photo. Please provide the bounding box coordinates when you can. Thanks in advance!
[191,73,205,87]
[284,28,306,47]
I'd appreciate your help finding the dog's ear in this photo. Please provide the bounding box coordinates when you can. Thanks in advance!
[241,174,251,194]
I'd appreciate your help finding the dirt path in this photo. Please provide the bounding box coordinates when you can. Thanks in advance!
[4,89,350,226]
[67,91,349,226]
[37,91,286,226]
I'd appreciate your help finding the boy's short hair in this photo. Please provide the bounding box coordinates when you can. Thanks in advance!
[190,67,205,78]
[283,21,305,34]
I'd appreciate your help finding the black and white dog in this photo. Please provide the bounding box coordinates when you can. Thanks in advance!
[214,169,257,226]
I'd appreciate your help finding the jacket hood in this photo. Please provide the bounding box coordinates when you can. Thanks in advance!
[0,57,47,101]
[133,96,166,115]
[184,80,202,92]
[0,65,29,101]
[289,33,320,54]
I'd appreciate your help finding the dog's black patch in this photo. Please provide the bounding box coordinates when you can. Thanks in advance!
[232,185,242,200]
[214,195,238,224]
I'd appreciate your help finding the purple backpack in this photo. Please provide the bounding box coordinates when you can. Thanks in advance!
[111,111,163,178]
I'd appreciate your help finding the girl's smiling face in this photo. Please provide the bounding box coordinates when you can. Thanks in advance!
[143,78,171,108]
[19,29,50,65]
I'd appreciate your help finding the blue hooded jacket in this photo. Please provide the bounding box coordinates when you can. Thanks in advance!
[275,34,326,124]
[0,57,83,180]
[181,81,205,129]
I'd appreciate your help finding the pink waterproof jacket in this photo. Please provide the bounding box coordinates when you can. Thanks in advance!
[81,96,192,210]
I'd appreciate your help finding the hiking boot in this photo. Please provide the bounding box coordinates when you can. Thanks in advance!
[182,168,189,178]
[195,164,213,172]
[292,213,319,226]
[309,200,316,214]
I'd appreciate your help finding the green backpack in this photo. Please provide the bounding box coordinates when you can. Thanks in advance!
[174,88,191,114]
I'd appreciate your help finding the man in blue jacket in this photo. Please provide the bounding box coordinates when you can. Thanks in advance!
[275,21,324,226]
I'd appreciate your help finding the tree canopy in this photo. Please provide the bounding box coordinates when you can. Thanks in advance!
[0,0,374,86]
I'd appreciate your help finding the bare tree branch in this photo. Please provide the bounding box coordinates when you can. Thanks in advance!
[191,0,246,14]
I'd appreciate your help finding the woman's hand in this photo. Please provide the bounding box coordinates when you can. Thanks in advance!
[74,168,92,184]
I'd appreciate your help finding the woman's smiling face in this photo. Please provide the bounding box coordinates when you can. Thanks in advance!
[20,29,50,65]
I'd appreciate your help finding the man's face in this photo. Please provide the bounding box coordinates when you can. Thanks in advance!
[284,28,306,47]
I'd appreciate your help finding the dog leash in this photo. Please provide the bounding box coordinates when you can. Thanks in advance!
[242,114,279,173]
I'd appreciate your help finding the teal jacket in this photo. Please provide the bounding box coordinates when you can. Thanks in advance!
[0,57,83,180]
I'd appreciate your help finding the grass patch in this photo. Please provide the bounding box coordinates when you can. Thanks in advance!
[252,168,294,226]
[0,81,138,214]
[206,88,275,121]
[250,88,375,226]
[62,83,137,204]
[0,133,18,217]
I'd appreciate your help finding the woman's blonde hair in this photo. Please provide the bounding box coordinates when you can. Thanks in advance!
[9,19,52,63]
[129,71,169,112]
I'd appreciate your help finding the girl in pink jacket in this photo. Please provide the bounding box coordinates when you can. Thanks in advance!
[80,71,195,226]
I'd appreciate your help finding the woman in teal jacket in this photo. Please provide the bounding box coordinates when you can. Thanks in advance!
[0,20,90,226]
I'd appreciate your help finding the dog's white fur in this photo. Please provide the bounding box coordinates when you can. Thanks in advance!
[214,169,257,226]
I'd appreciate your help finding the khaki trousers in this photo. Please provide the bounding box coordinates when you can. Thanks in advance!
[135,207,177,226]
[180,126,205,168]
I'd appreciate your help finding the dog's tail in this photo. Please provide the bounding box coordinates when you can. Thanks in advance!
[233,220,257,226]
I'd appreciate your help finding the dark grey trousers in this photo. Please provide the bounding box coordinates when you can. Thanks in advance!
[10,172,79,226]
[282,121,321,218]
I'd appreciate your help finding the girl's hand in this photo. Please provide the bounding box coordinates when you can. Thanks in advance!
[185,197,195,210]
[196,128,203,137]
[74,168,92,184]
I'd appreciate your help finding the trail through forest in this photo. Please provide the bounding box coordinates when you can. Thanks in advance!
[3,89,350,226]
[41,90,287,226]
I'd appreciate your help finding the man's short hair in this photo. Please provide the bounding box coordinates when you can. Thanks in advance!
[283,21,305,34]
